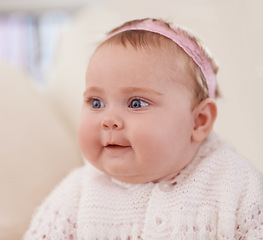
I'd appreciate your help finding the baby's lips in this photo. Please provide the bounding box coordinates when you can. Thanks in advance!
[103,137,131,148]
[104,142,130,148]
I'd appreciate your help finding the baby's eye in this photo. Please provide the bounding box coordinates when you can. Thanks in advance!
[90,99,105,109]
[129,99,149,109]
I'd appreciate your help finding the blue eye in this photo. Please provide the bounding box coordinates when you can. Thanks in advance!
[91,99,105,108]
[129,99,149,109]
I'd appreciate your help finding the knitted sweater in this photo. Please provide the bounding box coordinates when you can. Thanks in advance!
[24,133,263,239]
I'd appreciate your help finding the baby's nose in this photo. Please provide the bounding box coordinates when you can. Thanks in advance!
[101,115,124,130]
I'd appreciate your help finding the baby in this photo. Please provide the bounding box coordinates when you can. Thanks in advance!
[24,18,263,239]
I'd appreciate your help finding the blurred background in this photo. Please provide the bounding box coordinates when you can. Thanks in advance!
[0,0,262,239]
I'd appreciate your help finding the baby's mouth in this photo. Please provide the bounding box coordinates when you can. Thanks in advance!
[104,143,130,150]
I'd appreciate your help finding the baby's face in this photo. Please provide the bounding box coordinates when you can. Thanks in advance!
[78,43,198,183]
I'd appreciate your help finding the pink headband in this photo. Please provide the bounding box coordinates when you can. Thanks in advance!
[106,19,217,98]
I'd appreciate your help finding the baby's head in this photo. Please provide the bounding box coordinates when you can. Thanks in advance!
[78,18,218,183]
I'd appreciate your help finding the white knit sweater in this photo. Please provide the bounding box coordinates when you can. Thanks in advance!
[24,133,263,239]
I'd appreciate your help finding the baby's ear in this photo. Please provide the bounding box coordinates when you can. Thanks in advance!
[191,98,217,142]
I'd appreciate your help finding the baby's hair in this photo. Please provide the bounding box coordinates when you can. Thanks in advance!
[100,18,220,103]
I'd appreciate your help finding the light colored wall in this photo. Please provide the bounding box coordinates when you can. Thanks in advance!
[0,0,90,12]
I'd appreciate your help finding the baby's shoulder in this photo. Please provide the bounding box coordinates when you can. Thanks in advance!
[35,166,87,216]
[203,133,260,173]
[197,132,263,190]
[23,166,88,239]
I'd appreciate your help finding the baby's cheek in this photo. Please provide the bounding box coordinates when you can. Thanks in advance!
[132,130,163,160]
[78,123,94,152]
[78,120,103,161]
[77,122,87,146]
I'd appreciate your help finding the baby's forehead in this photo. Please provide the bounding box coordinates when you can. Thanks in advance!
[87,41,195,92]
[94,35,191,69]
[91,38,189,71]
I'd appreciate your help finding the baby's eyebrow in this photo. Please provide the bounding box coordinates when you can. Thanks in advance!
[83,86,104,96]
[121,87,163,96]
[83,86,163,97]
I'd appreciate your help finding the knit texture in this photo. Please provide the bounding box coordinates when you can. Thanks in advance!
[23,133,263,239]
